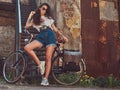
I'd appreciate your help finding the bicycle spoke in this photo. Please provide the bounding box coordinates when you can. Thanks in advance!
[3,51,26,83]
[52,56,84,85]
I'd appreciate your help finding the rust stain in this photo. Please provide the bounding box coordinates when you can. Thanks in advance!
[91,1,98,8]
[61,1,81,40]
[70,28,80,39]
[101,21,107,30]
[99,36,107,44]
[65,19,74,28]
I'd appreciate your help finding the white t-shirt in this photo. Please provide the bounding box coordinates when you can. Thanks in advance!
[33,16,54,32]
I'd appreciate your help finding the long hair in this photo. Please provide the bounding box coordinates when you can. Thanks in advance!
[32,3,51,25]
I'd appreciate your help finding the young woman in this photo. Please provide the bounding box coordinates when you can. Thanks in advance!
[24,3,68,86]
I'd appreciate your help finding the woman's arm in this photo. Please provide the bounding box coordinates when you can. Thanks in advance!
[25,11,35,28]
[51,23,68,42]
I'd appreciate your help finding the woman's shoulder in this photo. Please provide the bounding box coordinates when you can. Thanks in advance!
[46,16,54,20]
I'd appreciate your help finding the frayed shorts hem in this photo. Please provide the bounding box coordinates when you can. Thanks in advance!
[36,40,56,48]
[46,44,56,48]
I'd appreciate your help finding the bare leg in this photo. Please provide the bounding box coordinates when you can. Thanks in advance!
[24,40,43,65]
[45,45,55,79]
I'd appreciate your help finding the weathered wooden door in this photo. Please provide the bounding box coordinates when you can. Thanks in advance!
[81,0,120,78]
[81,0,100,77]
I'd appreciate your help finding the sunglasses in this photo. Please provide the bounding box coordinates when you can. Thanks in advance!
[41,7,47,11]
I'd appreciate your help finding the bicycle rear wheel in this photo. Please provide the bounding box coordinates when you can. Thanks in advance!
[52,55,84,85]
[3,51,26,83]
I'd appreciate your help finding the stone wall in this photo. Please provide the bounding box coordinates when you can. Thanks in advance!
[0,24,15,57]
[0,1,15,57]
[0,26,15,56]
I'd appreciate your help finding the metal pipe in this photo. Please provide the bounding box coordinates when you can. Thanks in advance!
[16,0,22,52]
[17,0,22,33]
[15,0,22,76]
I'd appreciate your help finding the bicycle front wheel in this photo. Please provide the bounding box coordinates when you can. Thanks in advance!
[52,56,84,85]
[3,51,26,83]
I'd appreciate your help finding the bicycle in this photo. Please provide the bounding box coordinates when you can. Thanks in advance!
[3,28,86,85]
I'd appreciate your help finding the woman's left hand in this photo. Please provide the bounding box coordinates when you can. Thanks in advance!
[62,36,69,43]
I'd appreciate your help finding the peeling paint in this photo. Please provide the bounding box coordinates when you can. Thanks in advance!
[56,0,82,50]
[99,0,118,21]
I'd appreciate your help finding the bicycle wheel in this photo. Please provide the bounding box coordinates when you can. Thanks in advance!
[3,51,26,83]
[52,55,84,85]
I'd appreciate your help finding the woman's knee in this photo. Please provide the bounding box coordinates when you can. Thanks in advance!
[24,45,31,52]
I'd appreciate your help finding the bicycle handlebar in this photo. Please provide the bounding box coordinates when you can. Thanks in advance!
[23,28,33,44]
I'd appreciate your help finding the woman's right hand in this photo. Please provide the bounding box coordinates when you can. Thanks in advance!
[24,25,30,29]
[25,11,35,28]
[29,11,36,17]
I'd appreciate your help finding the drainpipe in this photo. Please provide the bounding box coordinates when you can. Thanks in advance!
[16,0,22,51]
[15,0,22,76]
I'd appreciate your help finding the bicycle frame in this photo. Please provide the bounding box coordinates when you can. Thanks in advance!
[52,43,64,61]
[52,44,86,72]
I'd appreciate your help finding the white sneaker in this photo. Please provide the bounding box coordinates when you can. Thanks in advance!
[38,61,45,75]
[41,77,49,86]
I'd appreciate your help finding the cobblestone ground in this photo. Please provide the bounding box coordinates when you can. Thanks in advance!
[0,77,119,90]
[0,83,120,90]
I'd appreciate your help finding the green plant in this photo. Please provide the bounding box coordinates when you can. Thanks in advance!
[78,72,94,87]
[77,73,120,88]
[107,74,120,87]
[0,76,6,83]
[57,73,79,84]
[93,76,109,87]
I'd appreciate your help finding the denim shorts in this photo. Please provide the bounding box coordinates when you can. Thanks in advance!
[36,27,56,47]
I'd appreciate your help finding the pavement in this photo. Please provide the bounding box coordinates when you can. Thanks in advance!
[0,84,120,90]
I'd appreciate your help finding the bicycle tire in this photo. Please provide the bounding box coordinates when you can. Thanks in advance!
[3,51,26,84]
[52,55,84,85]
